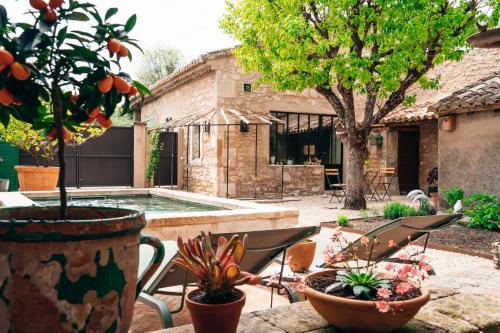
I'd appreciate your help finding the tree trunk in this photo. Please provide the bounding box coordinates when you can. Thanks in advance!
[52,87,67,219]
[344,142,368,210]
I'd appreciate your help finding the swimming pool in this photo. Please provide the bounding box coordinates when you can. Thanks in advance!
[33,194,226,215]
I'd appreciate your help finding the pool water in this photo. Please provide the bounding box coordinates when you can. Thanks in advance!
[33,195,225,215]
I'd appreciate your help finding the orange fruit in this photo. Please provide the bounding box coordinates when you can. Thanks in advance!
[85,116,96,124]
[0,88,13,106]
[113,76,131,94]
[96,113,112,128]
[107,39,121,54]
[43,8,57,23]
[11,62,31,81]
[98,75,113,93]
[13,97,23,106]
[63,127,72,141]
[29,0,48,10]
[0,50,14,66]
[0,64,5,73]
[69,94,79,104]
[117,44,128,58]
[48,0,64,8]
[88,106,101,118]
[127,85,138,97]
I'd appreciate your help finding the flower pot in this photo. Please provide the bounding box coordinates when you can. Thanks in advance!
[287,239,316,273]
[430,192,439,209]
[0,206,164,333]
[14,165,60,191]
[305,270,430,333]
[186,288,246,333]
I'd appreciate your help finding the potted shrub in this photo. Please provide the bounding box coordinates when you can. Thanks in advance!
[286,238,317,273]
[303,228,431,332]
[0,116,104,190]
[0,2,159,332]
[369,133,384,147]
[173,232,261,333]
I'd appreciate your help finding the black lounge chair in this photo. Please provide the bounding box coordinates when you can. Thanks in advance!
[319,214,462,269]
[138,226,320,329]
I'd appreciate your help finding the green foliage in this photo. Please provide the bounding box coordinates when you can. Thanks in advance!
[383,202,425,220]
[145,127,162,184]
[359,209,369,219]
[464,193,499,231]
[134,45,183,86]
[325,270,390,300]
[443,187,464,206]
[0,116,104,167]
[337,215,349,227]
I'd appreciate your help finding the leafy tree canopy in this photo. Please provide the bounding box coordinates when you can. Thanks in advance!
[134,45,183,86]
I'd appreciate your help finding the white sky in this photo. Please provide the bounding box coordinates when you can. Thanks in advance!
[3,0,238,72]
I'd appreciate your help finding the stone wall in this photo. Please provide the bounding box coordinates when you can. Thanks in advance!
[439,110,500,197]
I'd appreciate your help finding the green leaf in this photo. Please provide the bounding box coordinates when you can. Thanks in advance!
[56,26,68,46]
[124,14,137,32]
[324,282,342,294]
[353,285,371,298]
[133,80,151,95]
[0,5,7,31]
[105,8,118,21]
[16,28,43,52]
[66,11,90,22]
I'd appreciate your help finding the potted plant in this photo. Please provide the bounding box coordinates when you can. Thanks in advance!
[303,228,431,332]
[369,133,384,147]
[427,167,439,207]
[0,2,160,332]
[173,232,261,333]
[286,238,316,273]
[0,116,104,191]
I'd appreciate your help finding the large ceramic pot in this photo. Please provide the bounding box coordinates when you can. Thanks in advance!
[305,270,430,333]
[15,165,60,191]
[186,288,245,333]
[0,206,164,333]
[287,239,316,273]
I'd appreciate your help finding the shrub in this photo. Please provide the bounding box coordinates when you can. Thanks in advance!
[337,215,349,227]
[359,209,369,219]
[443,187,464,206]
[383,202,424,220]
[463,193,499,231]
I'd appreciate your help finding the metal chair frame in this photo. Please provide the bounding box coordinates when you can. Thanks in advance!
[325,168,346,203]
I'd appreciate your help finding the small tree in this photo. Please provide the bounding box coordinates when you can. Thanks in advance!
[221,0,498,209]
[134,45,183,86]
[0,1,148,217]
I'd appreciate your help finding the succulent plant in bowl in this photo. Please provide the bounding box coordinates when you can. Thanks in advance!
[174,232,260,333]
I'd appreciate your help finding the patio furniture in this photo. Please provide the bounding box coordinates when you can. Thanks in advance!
[325,168,346,203]
[320,214,462,269]
[363,170,380,201]
[373,167,396,201]
[138,226,320,329]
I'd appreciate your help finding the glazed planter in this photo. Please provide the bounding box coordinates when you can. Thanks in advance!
[0,206,164,333]
[186,288,245,333]
[305,270,430,333]
[287,239,316,273]
[14,165,60,191]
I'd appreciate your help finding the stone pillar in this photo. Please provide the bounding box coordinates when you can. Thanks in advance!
[133,122,147,188]
[177,128,185,191]
[385,128,400,194]
[493,242,500,269]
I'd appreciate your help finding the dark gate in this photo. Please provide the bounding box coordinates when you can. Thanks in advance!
[398,128,420,193]
[154,132,177,186]
[19,127,134,187]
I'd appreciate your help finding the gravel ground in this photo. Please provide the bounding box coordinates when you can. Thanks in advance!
[323,217,500,256]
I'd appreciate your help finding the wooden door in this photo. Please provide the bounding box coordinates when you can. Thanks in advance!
[397,129,419,193]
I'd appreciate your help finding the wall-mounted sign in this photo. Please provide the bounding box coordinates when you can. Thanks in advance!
[243,83,252,92]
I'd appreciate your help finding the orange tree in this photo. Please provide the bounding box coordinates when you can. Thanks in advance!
[0,1,148,217]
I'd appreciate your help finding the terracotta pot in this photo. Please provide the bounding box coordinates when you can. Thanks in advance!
[305,270,430,333]
[14,165,60,191]
[0,206,164,333]
[186,288,245,333]
[430,192,439,209]
[287,239,316,273]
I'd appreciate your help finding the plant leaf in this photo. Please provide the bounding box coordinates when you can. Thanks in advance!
[125,14,137,32]
[324,282,342,294]
[105,8,118,20]
[66,12,90,22]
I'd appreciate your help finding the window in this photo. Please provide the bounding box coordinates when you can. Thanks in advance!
[191,126,201,159]
[269,112,342,166]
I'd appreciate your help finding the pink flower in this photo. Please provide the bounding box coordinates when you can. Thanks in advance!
[388,240,397,248]
[335,253,344,262]
[323,246,334,266]
[384,263,395,271]
[419,262,433,272]
[377,288,392,299]
[396,282,412,295]
[296,283,306,293]
[399,252,410,261]
[375,300,390,313]
[360,236,369,247]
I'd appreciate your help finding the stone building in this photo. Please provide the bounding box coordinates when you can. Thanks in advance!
[135,47,499,199]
